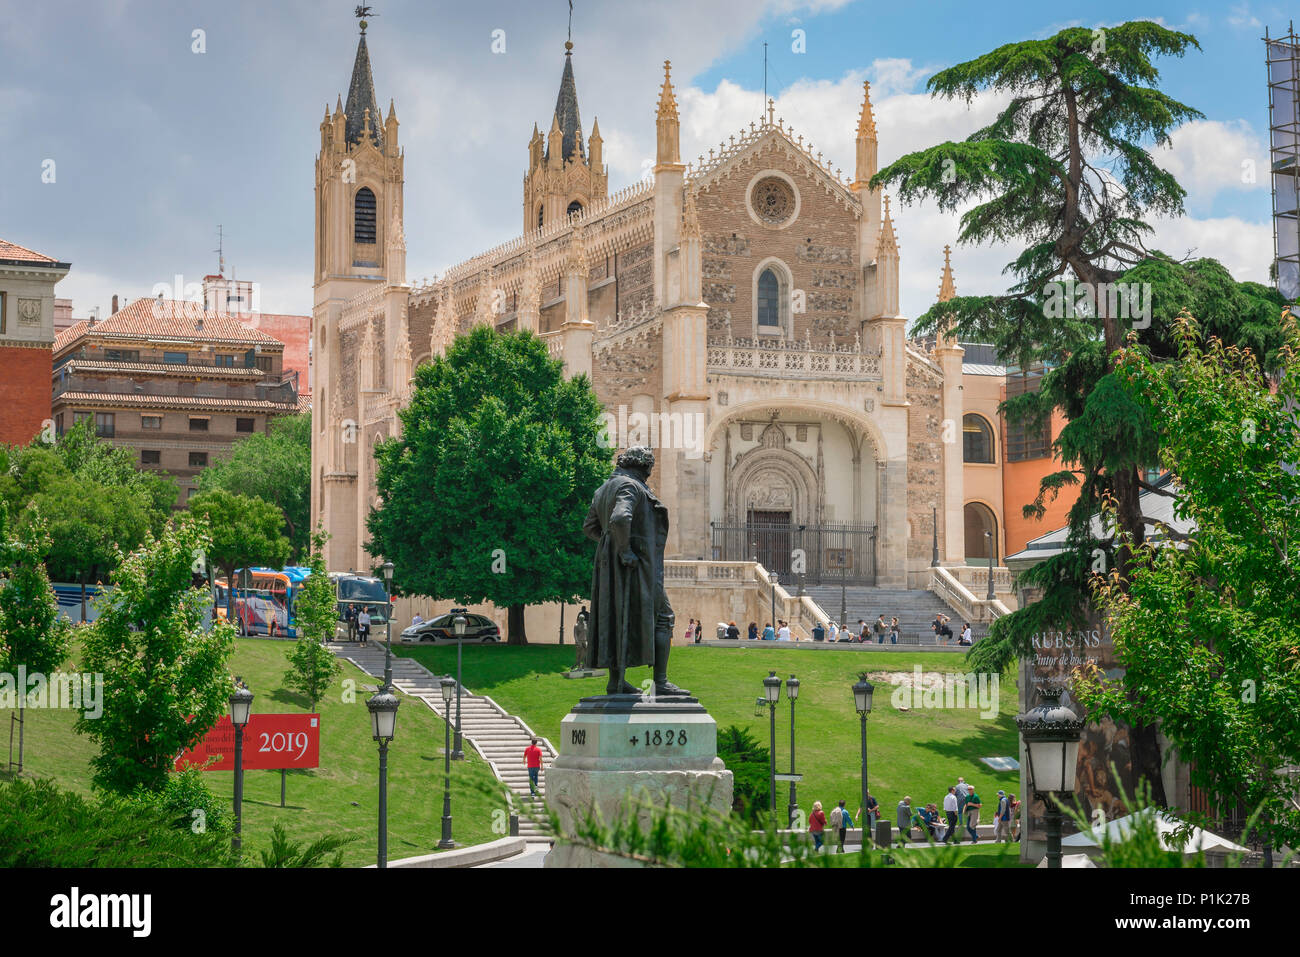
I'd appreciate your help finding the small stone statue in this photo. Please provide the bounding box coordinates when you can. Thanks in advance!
[582,446,689,697]
[572,605,589,671]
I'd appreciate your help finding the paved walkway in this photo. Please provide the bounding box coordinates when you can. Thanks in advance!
[329,640,556,843]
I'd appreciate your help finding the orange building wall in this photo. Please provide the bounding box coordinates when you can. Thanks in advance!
[0,345,52,446]
[1002,406,1076,555]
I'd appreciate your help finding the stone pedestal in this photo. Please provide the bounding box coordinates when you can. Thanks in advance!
[543,694,733,868]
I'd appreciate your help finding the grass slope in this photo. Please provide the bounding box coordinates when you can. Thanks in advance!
[395,644,1022,826]
[2,637,509,867]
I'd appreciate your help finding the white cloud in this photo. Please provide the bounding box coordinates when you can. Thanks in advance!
[1154,119,1268,205]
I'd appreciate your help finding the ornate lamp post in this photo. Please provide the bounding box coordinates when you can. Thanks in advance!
[853,675,874,842]
[229,679,254,854]
[1016,687,1084,869]
[380,561,395,691]
[785,674,800,825]
[366,688,400,868]
[931,504,940,567]
[439,676,457,848]
[762,671,781,830]
[451,610,467,760]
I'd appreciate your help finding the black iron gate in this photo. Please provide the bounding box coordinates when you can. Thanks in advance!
[710,521,877,586]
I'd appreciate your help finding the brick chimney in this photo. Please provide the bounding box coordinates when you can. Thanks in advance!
[111,294,118,314]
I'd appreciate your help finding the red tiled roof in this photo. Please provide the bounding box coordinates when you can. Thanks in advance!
[59,359,268,379]
[0,238,59,263]
[53,298,290,354]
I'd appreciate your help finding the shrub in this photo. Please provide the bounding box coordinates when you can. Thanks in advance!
[717,724,771,825]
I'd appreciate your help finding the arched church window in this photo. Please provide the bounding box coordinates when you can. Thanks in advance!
[566,200,583,219]
[354,188,377,244]
[962,413,995,464]
[757,269,780,327]
[537,206,545,229]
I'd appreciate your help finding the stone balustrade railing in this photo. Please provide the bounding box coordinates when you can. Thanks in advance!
[539,329,564,360]
[706,335,883,380]
[929,565,1011,624]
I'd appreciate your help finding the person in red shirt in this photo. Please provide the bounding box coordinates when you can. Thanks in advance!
[524,738,543,797]
[809,800,827,851]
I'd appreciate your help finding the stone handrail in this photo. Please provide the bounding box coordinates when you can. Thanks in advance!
[950,564,1013,592]
[539,329,564,360]
[929,565,1011,624]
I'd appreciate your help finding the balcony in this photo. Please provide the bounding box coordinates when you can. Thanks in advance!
[53,368,299,409]
[706,335,882,380]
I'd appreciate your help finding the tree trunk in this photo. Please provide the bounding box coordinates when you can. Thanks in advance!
[15,703,23,773]
[225,563,238,632]
[507,604,528,645]
[80,574,87,624]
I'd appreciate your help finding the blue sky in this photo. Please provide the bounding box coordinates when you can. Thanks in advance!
[0,0,1290,319]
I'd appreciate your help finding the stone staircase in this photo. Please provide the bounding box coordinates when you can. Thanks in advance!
[329,642,556,843]
[801,586,989,644]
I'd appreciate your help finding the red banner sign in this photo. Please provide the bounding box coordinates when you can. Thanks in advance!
[176,713,320,771]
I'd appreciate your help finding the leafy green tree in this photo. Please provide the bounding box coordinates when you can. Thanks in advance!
[188,489,291,627]
[872,21,1290,801]
[284,529,342,710]
[76,519,236,794]
[716,725,772,825]
[368,325,610,644]
[1075,315,1300,857]
[0,510,73,771]
[198,412,311,560]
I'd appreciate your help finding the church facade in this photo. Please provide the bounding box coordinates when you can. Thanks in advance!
[311,25,1002,597]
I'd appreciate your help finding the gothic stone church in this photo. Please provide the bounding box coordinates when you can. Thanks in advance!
[311,26,1008,603]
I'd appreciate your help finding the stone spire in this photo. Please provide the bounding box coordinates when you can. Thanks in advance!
[937,244,956,302]
[853,80,878,188]
[588,117,603,171]
[682,186,701,240]
[655,60,682,169]
[547,40,584,163]
[344,21,383,150]
[878,194,899,257]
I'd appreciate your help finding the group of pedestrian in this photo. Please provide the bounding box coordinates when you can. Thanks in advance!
[930,614,974,645]
[825,615,901,644]
[683,618,705,643]
[757,620,791,641]
[343,604,373,645]
[807,782,1020,851]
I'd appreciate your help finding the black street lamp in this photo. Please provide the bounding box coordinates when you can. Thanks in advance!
[931,504,940,567]
[439,676,457,848]
[367,688,400,868]
[762,671,781,830]
[853,675,873,843]
[381,561,395,691]
[1016,687,1084,868]
[451,610,467,760]
[785,674,799,825]
[984,531,996,601]
[229,679,254,854]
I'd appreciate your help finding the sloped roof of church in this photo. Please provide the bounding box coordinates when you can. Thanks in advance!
[547,43,584,163]
[344,28,383,150]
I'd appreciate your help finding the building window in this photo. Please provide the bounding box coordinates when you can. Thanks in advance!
[255,356,273,372]
[566,200,583,219]
[757,269,780,328]
[189,417,209,432]
[54,413,64,436]
[189,452,208,469]
[236,417,255,433]
[962,414,995,464]
[354,187,377,244]
[73,411,92,428]
[106,349,140,362]
[164,351,188,365]
[1005,418,1051,462]
[963,502,998,565]
[94,413,114,438]
[537,206,544,229]
[141,450,161,466]
[142,414,162,430]
[213,354,235,367]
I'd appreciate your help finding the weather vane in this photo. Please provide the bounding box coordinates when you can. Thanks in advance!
[355,5,377,32]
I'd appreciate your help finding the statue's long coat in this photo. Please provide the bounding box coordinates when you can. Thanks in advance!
[582,468,672,669]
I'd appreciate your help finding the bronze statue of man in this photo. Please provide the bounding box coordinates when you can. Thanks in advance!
[582,446,689,697]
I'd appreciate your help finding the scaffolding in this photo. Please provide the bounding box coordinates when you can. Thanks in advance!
[1266,23,1300,301]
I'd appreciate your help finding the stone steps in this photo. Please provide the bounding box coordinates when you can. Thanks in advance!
[803,586,989,641]
[330,643,555,842]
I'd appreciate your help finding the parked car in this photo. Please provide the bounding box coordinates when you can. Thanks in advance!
[400,613,501,643]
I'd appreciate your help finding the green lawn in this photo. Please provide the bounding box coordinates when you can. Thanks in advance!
[2,637,509,867]
[395,643,1023,829]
